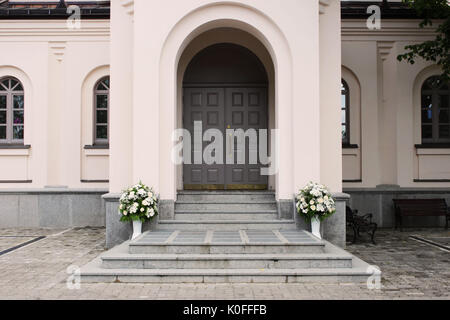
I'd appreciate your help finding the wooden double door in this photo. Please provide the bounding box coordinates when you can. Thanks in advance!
[183,87,268,190]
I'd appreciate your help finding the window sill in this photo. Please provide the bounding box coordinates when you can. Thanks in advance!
[0,144,31,150]
[415,143,450,149]
[84,147,109,157]
[342,144,359,149]
[84,144,109,150]
[0,145,31,156]
[414,179,450,183]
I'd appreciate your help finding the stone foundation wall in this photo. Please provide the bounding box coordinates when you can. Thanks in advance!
[0,189,107,228]
[345,188,450,228]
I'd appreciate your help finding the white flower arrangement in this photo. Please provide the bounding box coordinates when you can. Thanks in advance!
[119,182,159,222]
[295,182,336,221]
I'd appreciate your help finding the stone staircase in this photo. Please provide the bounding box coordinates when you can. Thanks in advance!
[80,191,377,283]
[159,191,294,230]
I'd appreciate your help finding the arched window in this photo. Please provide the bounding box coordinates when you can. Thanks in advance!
[94,76,110,145]
[0,77,24,144]
[421,76,450,143]
[341,80,350,144]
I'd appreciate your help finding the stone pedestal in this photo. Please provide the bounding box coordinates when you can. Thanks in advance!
[323,193,349,248]
[294,192,349,248]
[104,193,158,249]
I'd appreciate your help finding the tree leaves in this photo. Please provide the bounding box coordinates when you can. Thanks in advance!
[397,0,450,80]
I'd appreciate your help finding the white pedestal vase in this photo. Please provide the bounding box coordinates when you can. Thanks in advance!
[131,220,143,240]
[311,216,322,239]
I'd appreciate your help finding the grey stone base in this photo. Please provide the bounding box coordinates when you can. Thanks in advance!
[345,187,450,228]
[0,189,107,228]
[159,200,175,220]
[104,193,159,248]
[277,199,294,220]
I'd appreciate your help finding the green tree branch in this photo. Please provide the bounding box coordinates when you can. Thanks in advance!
[397,0,450,80]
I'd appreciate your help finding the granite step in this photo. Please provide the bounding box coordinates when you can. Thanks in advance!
[175,202,278,211]
[128,230,325,254]
[102,253,353,269]
[173,211,278,221]
[156,220,296,231]
[177,191,276,202]
[81,266,374,284]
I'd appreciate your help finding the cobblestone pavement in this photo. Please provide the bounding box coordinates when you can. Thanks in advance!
[0,227,448,300]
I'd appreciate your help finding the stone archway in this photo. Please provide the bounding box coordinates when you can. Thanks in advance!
[157,3,294,201]
[181,43,270,190]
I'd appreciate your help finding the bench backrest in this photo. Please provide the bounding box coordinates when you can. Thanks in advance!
[393,199,448,216]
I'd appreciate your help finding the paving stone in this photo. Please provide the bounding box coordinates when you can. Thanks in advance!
[0,227,448,299]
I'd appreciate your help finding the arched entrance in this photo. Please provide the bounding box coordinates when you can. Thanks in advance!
[182,43,269,190]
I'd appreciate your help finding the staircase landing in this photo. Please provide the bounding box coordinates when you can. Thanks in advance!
[81,191,379,283]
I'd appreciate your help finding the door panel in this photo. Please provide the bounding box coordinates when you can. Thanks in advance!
[184,88,225,188]
[183,87,268,190]
[224,88,268,188]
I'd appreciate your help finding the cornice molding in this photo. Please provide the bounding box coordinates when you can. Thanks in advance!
[49,41,66,62]
[319,0,331,15]
[0,20,110,37]
[342,19,438,40]
[377,41,394,61]
[121,0,134,16]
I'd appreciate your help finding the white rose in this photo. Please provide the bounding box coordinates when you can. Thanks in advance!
[311,205,316,211]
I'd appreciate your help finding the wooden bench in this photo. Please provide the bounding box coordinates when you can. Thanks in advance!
[393,199,450,231]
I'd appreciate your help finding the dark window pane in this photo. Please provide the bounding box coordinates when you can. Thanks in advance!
[342,125,347,140]
[96,95,108,109]
[96,125,108,140]
[13,111,24,125]
[13,83,23,91]
[97,83,107,91]
[102,77,110,88]
[0,126,6,139]
[439,109,449,124]
[0,83,6,91]
[13,125,24,140]
[0,96,6,109]
[1,80,9,89]
[439,125,450,139]
[422,94,432,109]
[0,111,6,124]
[10,79,17,89]
[96,110,108,124]
[440,95,449,109]
[422,125,432,139]
[13,95,24,109]
[422,109,432,123]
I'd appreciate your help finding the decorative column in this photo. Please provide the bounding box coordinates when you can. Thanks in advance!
[105,0,135,248]
[377,41,399,187]
[47,41,66,187]
[319,0,347,247]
